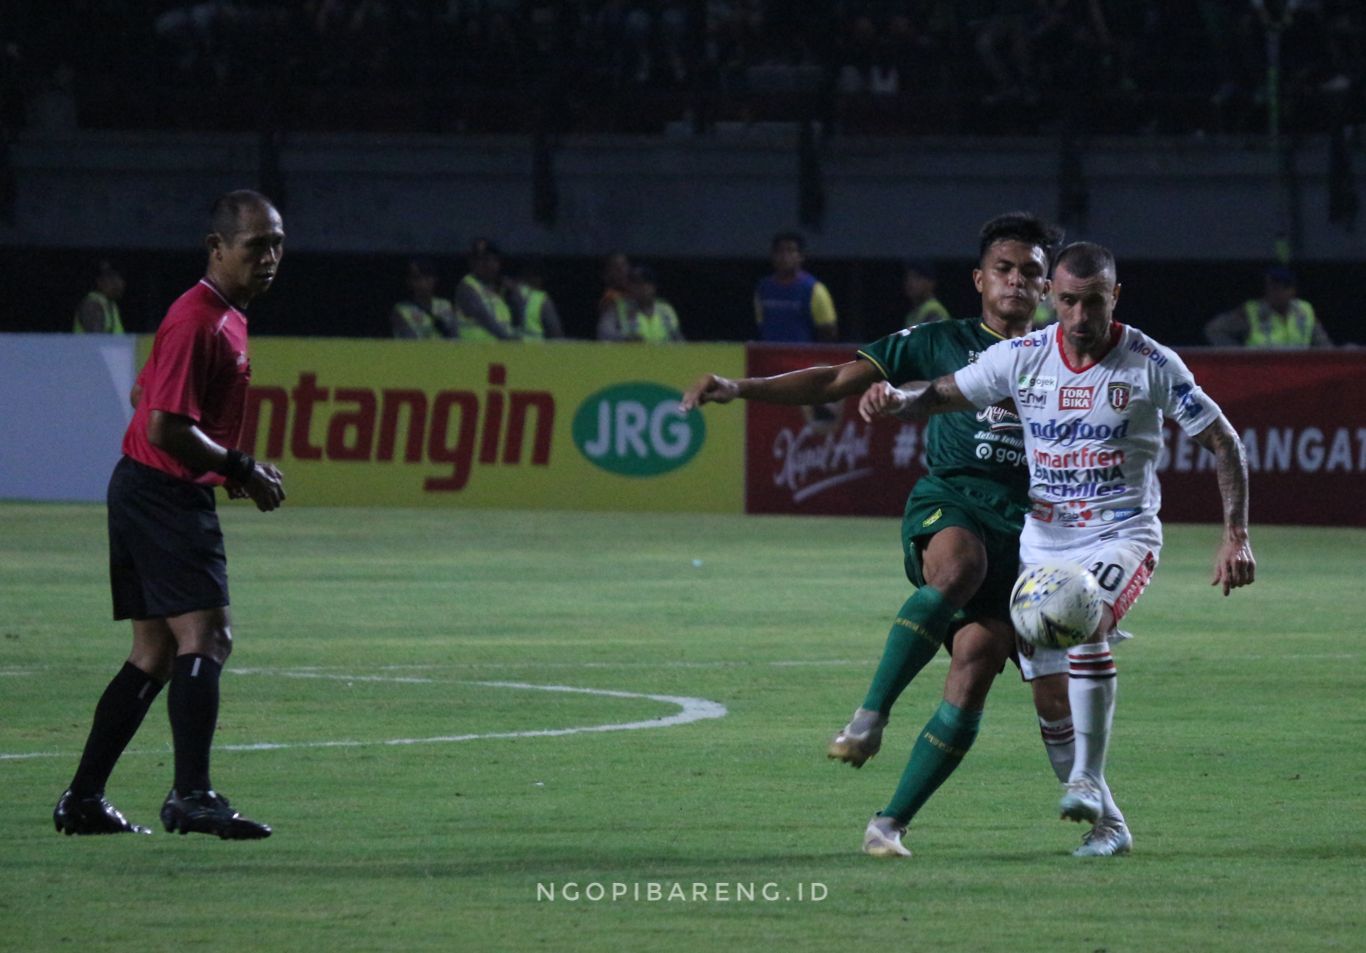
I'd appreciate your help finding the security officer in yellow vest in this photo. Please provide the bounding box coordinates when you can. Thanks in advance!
[1205,266,1333,347]
[73,260,126,334]
[902,259,950,327]
[454,238,519,341]
[509,258,565,340]
[390,258,457,339]
[598,265,684,343]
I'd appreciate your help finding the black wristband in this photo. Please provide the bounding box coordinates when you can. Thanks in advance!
[217,449,256,484]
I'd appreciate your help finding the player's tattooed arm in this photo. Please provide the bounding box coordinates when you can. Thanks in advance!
[1193,414,1256,594]
[1194,415,1250,535]
[858,372,973,422]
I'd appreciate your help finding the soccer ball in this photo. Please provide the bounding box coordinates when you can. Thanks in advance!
[1009,563,1103,649]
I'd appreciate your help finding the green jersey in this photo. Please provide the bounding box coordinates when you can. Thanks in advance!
[858,318,1028,507]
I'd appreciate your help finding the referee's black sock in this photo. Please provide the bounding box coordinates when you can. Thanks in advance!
[69,662,164,797]
[168,653,223,794]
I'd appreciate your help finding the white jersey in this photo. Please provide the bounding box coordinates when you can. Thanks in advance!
[954,323,1222,552]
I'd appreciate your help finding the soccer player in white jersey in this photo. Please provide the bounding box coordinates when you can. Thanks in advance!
[858,241,1257,856]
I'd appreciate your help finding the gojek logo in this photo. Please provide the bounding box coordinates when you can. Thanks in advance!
[573,383,705,476]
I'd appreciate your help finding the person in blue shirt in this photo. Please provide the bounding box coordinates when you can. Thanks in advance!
[753,231,838,343]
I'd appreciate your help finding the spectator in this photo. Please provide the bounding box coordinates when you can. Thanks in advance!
[509,258,565,340]
[600,250,631,305]
[598,264,683,342]
[597,250,633,339]
[902,259,949,326]
[1032,297,1058,330]
[754,231,838,342]
[389,257,456,339]
[454,238,519,341]
[1204,265,1332,347]
[73,259,126,334]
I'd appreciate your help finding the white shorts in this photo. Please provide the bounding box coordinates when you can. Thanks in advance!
[1015,537,1159,681]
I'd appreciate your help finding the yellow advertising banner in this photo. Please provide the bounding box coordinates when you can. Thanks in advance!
[190,338,744,511]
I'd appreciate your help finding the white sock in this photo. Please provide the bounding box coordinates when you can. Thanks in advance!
[1066,641,1116,787]
[1037,715,1074,783]
[1097,776,1126,826]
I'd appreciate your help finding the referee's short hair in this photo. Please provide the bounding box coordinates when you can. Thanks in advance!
[209,189,276,241]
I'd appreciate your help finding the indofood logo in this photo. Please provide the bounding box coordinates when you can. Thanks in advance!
[573,383,705,476]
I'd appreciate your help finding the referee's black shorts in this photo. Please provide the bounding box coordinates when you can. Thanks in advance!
[107,455,229,621]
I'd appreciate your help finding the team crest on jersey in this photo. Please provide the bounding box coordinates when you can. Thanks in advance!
[1107,382,1131,411]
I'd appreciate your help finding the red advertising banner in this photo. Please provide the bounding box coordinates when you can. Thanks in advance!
[745,344,1366,527]
[1158,350,1366,527]
[746,344,926,517]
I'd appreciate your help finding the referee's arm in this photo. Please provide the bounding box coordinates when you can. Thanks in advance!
[148,411,286,511]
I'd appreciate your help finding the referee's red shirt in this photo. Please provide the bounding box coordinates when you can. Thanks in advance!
[123,279,252,484]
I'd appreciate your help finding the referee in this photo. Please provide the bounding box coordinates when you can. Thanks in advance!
[54,190,286,839]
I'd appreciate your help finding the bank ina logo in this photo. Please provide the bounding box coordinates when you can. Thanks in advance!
[573,383,705,476]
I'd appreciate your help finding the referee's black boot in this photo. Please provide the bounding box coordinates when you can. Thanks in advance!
[53,789,152,835]
[160,788,272,840]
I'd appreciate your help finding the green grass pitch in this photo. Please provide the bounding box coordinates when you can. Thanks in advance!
[1,503,1362,952]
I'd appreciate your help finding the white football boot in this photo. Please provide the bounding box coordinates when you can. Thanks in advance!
[1059,777,1103,823]
[827,708,888,768]
[862,814,912,858]
[1074,818,1133,857]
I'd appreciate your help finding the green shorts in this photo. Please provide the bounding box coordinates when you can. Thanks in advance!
[901,473,1025,627]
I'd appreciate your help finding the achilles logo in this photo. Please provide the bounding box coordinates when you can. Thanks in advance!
[1059,386,1093,410]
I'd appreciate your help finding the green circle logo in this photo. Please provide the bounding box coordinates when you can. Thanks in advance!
[573,383,706,476]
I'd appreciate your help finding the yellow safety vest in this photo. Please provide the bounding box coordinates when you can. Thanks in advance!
[1032,300,1056,328]
[73,292,124,334]
[633,300,681,343]
[519,285,547,340]
[393,298,455,339]
[457,275,515,342]
[905,298,950,327]
[607,298,681,343]
[1244,299,1317,347]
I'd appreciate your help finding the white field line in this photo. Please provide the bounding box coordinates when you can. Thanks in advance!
[0,673,727,762]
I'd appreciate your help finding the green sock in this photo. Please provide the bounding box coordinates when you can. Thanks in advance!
[881,700,983,824]
[861,586,958,716]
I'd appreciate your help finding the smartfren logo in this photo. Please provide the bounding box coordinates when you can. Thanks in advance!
[573,383,705,476]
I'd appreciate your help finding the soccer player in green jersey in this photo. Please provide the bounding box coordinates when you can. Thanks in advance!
[681,212,1067,858]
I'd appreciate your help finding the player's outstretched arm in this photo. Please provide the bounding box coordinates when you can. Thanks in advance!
[1193,414,1255,595]
[679,373,740,409]
[858,373,971,423]
[680,361,879,412]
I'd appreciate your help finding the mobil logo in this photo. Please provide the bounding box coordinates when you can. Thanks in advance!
[573,382,706,476]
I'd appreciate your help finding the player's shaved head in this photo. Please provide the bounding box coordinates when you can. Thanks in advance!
[1054,241,1116,281]
[209,190,278,242]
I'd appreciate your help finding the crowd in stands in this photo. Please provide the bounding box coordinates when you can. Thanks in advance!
[69,235,1338,348]
[3,1,1363,136]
